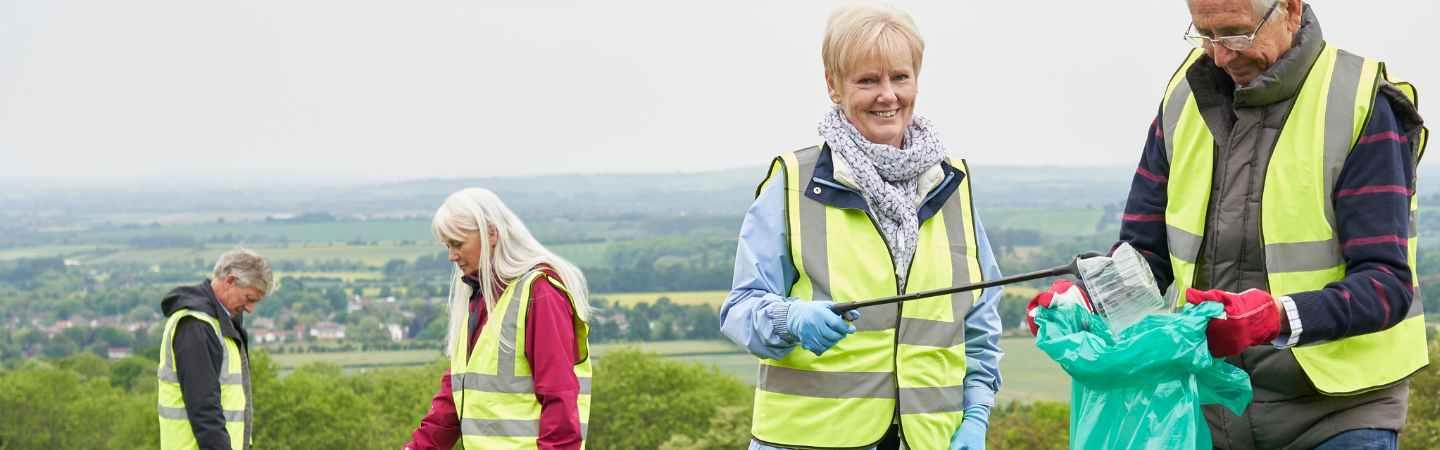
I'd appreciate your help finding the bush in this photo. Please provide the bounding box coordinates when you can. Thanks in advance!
[989,401,1070,450]
[587,349,752,449]
[1403,342,1440,449]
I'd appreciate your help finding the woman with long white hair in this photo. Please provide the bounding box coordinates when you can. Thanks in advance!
[403,188,592,450]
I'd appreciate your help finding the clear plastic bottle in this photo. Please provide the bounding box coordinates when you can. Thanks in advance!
[1076,242,1171,337]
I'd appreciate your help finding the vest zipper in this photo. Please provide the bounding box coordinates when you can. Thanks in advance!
[857,192,933,446]
[825,169,952,447]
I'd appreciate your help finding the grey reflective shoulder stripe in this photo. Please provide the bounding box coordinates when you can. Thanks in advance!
[158,406,244,422]
[1410,213,1419,238]
[461,418,540,437]
[1162,75,1194,163]
[756,365,894,399]
[1265,49,1369,274]
[1167,225,1203,264]
[1321,49,1368,231]
[577,376,592,395]
[494,271,538,379]
[790,148,833,302]
[897,385,965,415]
[1264,240,1344,273]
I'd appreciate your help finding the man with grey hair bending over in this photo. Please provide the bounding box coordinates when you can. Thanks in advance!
[157,248,273,450]
[1025,0,1428,448]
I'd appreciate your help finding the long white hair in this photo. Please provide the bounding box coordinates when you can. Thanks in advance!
[431,188,591,355]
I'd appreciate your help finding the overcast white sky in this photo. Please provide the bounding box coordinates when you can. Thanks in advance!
[1,1,1436,181]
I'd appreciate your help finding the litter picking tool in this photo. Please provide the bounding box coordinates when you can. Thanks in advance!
[827,252,1103,316]
[830,243,1171,336]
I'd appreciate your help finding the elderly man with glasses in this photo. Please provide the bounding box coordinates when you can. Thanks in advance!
[1028,0,1429,448]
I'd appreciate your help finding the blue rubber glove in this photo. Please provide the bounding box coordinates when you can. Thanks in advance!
[949,404,990,450]
[784,301,859,356]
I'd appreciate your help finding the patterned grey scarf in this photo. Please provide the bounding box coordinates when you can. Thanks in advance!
[818,105,946,284]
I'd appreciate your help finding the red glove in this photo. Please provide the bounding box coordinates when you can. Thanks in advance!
[1026,279,1092,336]
[1185,288,1282,357]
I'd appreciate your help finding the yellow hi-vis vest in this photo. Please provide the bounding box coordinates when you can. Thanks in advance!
[750,145,982,449]
[157,309,251,450]
[450,270,593,449]
[1161,45,1430,395]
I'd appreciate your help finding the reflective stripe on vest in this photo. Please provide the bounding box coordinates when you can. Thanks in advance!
[157,309,250,450]
[750,146,980,449]
[450,270,593,450]
[1161,45,1430,395]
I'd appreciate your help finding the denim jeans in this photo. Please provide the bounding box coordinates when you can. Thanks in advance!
[1312,428,1397,450]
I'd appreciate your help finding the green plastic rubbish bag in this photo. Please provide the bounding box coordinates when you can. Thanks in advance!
[1034,300,1253,450]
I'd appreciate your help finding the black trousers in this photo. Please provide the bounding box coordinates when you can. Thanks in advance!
[875,424,903,450]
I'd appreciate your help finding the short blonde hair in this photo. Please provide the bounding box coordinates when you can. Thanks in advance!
[822,2,925,83]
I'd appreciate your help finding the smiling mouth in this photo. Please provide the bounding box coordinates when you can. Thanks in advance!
[871,110,898,119]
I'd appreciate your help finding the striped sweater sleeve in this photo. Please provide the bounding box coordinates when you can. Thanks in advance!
[1115,110,1176,290]
[1285,94,1418,345]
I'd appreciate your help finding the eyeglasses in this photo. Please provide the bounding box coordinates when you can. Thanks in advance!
[1183,2,1279,51]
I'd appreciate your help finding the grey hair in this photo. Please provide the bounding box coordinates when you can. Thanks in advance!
[1188,0,1287,17]
[1251,0,1286,16]
[212,248,274,294]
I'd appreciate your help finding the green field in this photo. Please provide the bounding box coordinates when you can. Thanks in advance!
[76,242,442,267]
[270,349,442,370]
[70,220,435,245]
[0,244,118,261]
[287,271,384,282]
[1004,285,1041,298]
[595,291,730,307]
[549,241,612,268]
[984,207,1109,237]
[272,338,1072,403]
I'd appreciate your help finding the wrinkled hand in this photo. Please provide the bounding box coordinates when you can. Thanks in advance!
[786,301,859,356]
[1184,288,1282,357]
[949,406,989,450]
[1026,279,1091,336]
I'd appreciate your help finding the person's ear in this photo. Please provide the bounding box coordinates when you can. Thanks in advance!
[1284,0,1303,30]
[825,72,840,104]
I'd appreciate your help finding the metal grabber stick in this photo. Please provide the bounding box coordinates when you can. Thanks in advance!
[828,252,1101,315]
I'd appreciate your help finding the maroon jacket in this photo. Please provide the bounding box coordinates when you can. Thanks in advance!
[404,273,583,450]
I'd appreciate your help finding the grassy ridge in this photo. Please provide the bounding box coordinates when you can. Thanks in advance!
[984,207,1109,237]
[595,291,730,306]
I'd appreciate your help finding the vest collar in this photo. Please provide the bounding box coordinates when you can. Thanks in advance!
[805,144,963,224]
[830,146,948,204]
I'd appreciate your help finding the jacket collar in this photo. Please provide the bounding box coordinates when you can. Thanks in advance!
[805,144,963,224]
[1191,4,1325,108]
